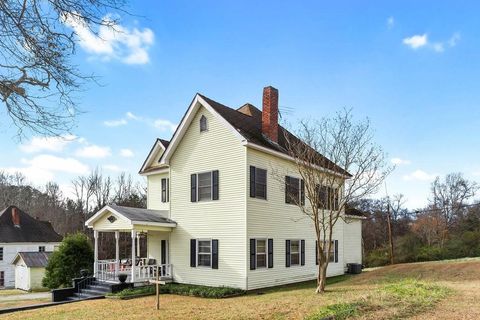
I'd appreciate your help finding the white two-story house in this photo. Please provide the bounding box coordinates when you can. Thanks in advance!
[86,86,363,290]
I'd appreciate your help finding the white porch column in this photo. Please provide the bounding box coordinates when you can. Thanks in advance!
[93,230,99,276]
[136,233,140,257]
[115,231,120,276]
[131,230,136,282]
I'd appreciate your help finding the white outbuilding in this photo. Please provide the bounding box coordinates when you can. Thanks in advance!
[12,252,51,291]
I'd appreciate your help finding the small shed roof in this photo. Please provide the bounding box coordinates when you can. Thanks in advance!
[12,252,52,268]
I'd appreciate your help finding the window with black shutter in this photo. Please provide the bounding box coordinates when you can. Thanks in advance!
[250,238,273,270]
[191,171,219,202]
[286,239,304,267]
[249,166,267,200]
[285,176,303,205]
[161,178,169,203]
[317,185,339,210]
[0,247,3,261]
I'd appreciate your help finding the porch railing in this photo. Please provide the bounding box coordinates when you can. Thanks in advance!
[95,260,172,282]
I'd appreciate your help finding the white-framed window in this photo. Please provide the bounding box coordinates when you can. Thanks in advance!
[256,239,267,268]
[0,247,3,261]
[0,271,4,287]
[198,172,212,201]
[324,240,335,263]
[285,176,305,205]
[317,186,339,211]
[197,239,212,267]
[161,178,169,203]
[39,246,46,252]
[290,240,300,266]
[200,115,208,132]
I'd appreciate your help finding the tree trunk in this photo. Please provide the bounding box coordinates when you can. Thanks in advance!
[386,203,394,264]
[316,260,328,293]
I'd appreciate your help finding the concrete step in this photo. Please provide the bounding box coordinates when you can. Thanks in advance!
[78,289,107,296]
[87,285,111,293]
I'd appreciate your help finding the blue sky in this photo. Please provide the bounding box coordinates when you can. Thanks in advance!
[1,0,479,208]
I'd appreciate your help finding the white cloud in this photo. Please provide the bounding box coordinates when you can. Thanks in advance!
[403,32,460,53]
[75,145,111,158]
[20,135,77,153]
[63,12,154,64]
[153,119,177,132]
[104,119,127,127]
[387,17,395,29]
[403,34,428,49]
[126,112,141,121]
[391,157,411,165]
[403,170,436,181]
[2,155,90,185]
[103,164,123,172]
[120,148,134,158]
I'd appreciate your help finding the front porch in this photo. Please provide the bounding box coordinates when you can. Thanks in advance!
[85,205,177,284]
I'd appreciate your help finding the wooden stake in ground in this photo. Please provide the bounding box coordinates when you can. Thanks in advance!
[149,269,165,310]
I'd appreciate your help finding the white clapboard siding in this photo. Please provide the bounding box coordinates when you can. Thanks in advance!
[168,105,247,289]
[343,218,363,265]
[0,243,59,288]
[246,148,345,290]
[148,173,170,211]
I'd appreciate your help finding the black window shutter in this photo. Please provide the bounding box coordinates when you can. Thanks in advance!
[268,239,274,268]
[285,176,290,203]
[212,170,219,200]
[190,239,196,267]
[191,174,197,202]
[301,240,305,266]
[315,240,318,265]
[166,178,169,202]
[161,240,166,264]
[161,179,166,202]
[250,166,256,198]
[300,180,305,206]
[285,240,291,267]
[334,240,339,263]
[250,239,256,270]
[212,239,219,269]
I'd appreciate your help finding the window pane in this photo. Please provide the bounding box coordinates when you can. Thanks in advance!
[198,254,211,266]
[198,240,211,253]
[256,254,266,268]
[256,240,266,254]
[287,177,300,203]
[198,172,212,201]
[290,240,300,253]
[291,253,300,265]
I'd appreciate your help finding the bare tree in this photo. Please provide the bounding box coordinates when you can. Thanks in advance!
[430,173,478,246]
[277,109,391,293]
[0,0,126,137]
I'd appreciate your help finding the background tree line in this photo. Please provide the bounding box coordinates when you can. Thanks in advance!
[359,172,480,267]
[0,169,146,259]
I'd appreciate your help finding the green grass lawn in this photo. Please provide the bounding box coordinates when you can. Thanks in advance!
[0,290,26,296]
[3,258,480,320]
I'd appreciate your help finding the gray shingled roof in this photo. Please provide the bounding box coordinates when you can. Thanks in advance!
[109,205,175,224]
[14,252,52,267]
[0,206,63,243]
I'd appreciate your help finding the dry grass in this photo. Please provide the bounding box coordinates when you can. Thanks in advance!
[0,290,26,296]
[3,258,480,320]
[0,298,51,310]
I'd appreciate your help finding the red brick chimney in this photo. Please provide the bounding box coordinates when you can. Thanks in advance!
[11,207,20,227]
[262,86,279,143]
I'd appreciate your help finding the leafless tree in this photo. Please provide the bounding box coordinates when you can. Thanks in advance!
[429,173,478,246]
[276,109,392,293]
[0,0,126,137]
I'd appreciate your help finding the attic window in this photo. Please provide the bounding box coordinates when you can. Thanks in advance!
[200,115,208,132]
[107,215,117,223]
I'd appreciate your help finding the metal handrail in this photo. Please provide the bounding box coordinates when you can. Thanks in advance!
[77,276,95,298]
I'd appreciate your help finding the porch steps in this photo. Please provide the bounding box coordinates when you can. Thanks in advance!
[67,281,112,301]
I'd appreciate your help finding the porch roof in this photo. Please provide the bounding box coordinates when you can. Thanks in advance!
[85,205,176,231]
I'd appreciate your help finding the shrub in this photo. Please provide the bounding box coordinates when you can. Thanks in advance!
[108,283,245,299]
[42,233,94,289]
